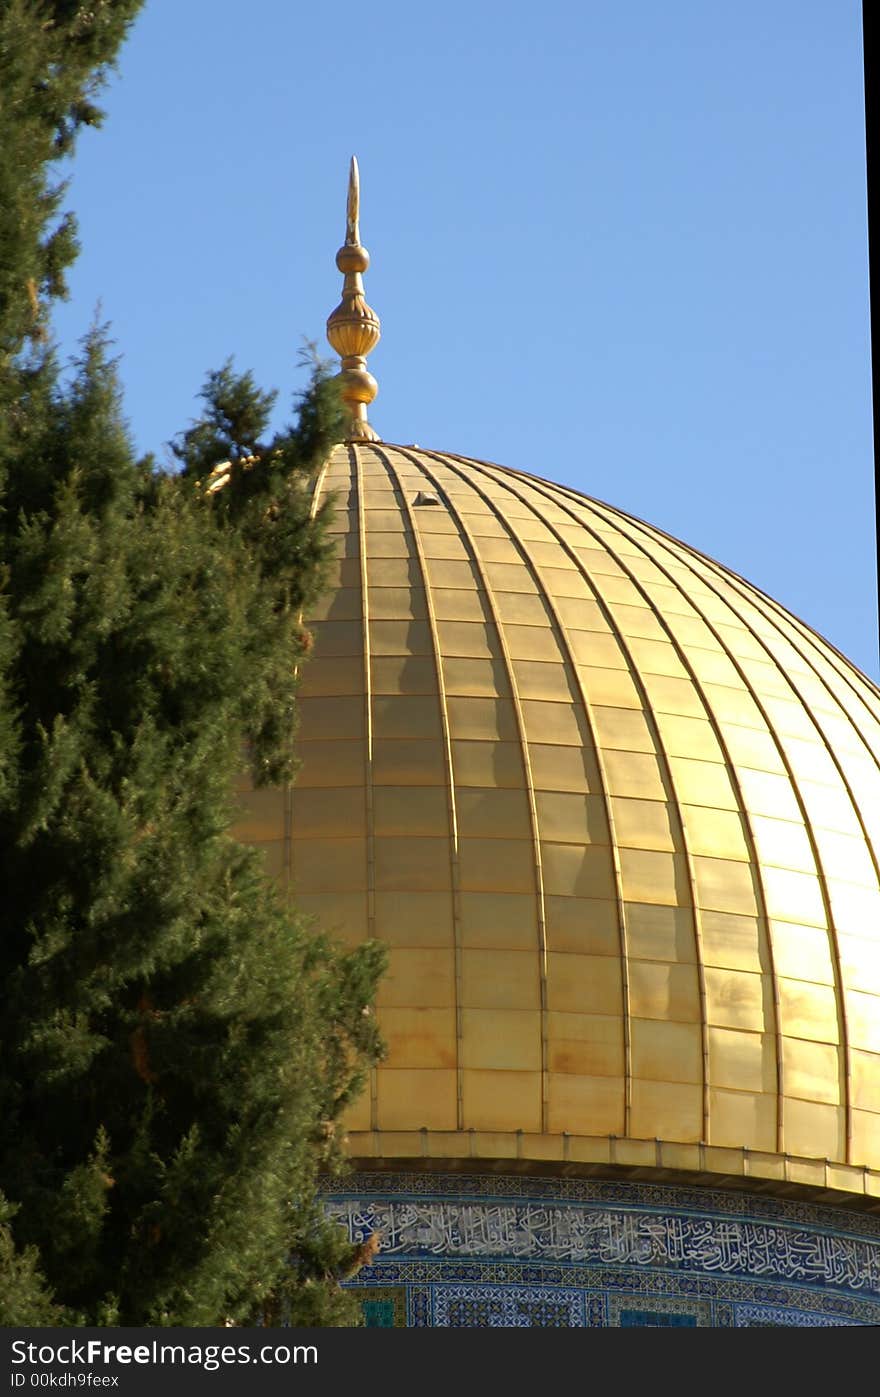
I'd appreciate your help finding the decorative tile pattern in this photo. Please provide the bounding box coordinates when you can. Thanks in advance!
[324,1171,880,1327]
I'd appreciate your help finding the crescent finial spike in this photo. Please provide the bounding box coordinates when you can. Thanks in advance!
[326,156,381,441]
[346,155,360,246]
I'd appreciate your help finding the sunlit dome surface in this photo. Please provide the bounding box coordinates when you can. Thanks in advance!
[235,440,880,1201]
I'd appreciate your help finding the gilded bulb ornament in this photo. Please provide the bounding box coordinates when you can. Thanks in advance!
[326,156,381,441]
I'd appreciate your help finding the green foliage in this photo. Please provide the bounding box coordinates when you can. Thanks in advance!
[0,1,385,1327]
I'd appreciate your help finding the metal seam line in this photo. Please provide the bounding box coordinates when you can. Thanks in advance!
[429,450,635,1139]
[466,454,714,1146]
[595,504,871,1164]
[583,495,852,1162]
[404,447,551,1134]
[352,443,379,1130]
[377,445,466,1131]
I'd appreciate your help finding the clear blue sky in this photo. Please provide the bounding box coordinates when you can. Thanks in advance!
[50,1,877,680]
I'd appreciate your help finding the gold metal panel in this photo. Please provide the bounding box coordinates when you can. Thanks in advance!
[825,878,880,935]
[441,655,511,697]
[376,1069,457,1130]
[379,1007,457,1069]
[422,557,480,589]
[457,787,532,839]
[625,902,696,962]
[591,705,655,753]
[295,891,368,945]
[612,1138,657,1166]
[459,892,539,950]
[234,787,286,841]
[541,842,617,899]
[577,664,643,709]
[528,742,601,792]
[638,672,708,718]
[293,837,367,892]
[628,961,700,1022]
[749,814,815,873]
[722,722,786,773]
[701,910,764,971]
[510,660,577,702]
[607,603,667,641]
[708,1090,776,1151]
[602,750,666,800]
[687,648,745,688]
[520,700,590,745]
[846,990,880,1053]
[541,568,594,600]
[373,891,454,947]
[370,655,437,695]
[693,856,758,916]
[630,1080,702,1142]
[458,944,541,1011]
[461,1008,542,1070]
[851,1110,880,1165]
[654,712,723,761]
[374,836,451,892]
[619,849,690,906]
[547,953,622,1015]
[736,766,803,822]
[375,948,456,1008]
[783,1098,845,1161]
[307,585,362,622]
[372,738,446,785]
[680,805,749,861]
[435,619,501,658]
[611,798,677,852]
[769,920,834,985]
[295,739,366,788]
[667,756,738,809]
[446,696,519,740]
[296,695,364,741]
[458,838,536,893]
[491,590,554,625]
[707,1026,775,1093]
[550,596,606,630]
[429,587,489,621]
[813,828,878,887]
[367,586,428,620]
[547,1075,624,1135]
[297,656,363,697]
[761,866,826,928]
[322,555,361,588]
[547,1013,624,1076]
[372,694,443,740]
[417,532,470,561]
[451,739,525,788]
[626,637,688,679]
[369,618,432,654]
[800,778,865,835]
[704,967,767,1031]
[290,787,366,838]
[462,1070,543,1132]
[482,562,536,594]
[362,508,410,533]
[782,734,843,788]
[631,1019,703,1083]
[781,1037,841,1105]
[545,896,619,956]
[535,791,609,844]
[592,577,646,608]
[365,556,424,589]
[777,978,839,1043]
[471,536,524,565]
[373,785,449,836]
[837,934,880,994]
[663,614,719,650]
[364,530,412,559]
[565,631,627,669]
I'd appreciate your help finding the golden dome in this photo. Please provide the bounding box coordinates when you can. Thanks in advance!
[234,440,880,1202]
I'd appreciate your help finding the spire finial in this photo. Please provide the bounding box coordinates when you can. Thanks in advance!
[326,156,381,441]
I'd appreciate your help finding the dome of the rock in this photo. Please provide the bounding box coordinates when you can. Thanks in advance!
[231,160,880,1327]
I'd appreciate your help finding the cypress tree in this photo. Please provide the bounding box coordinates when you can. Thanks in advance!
[0,1,385,1325]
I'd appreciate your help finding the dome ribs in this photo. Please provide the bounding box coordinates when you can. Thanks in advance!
[370,444,468,1131]
[391,445,551,1137]
[582,495,861,1171]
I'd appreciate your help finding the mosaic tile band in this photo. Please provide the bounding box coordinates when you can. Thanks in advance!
[322,1171,880,1327]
